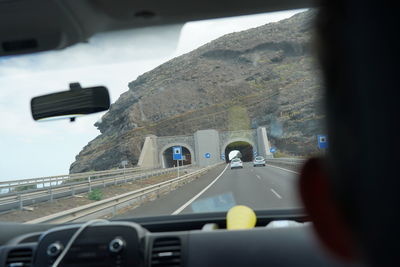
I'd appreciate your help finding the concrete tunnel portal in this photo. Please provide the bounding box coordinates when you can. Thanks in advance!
[138,128,271,169]
[224,141,254,163]
[162,146,192,168]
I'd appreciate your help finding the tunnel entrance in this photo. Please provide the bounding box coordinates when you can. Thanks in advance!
[162,146,192,168]
[224,141,254,163]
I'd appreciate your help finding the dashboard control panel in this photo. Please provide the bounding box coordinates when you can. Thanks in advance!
[33,222,145,267]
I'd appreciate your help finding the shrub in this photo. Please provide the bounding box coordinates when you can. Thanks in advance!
[273,151,292,158]
[15,184,37,192]
[88,189,103,201]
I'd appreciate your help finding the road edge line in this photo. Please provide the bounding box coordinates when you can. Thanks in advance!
[171,164,229,215]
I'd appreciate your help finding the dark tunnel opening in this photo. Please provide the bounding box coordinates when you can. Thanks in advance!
[224,141,254,163]
[163,146,192,168]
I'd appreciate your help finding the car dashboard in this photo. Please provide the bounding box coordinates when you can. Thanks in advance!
[0,210,361,267]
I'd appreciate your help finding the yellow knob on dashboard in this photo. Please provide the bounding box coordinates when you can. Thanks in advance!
[226,205,257,230]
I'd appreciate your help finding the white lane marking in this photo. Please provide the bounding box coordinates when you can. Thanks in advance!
[256,175,261,180]
[171,164,229,215]
[270,188,282,199]
[266,164,299,174]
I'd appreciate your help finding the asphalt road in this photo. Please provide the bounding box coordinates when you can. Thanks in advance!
[116,163,302,219]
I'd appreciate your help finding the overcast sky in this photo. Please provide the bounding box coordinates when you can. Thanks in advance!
[0,9,305,181]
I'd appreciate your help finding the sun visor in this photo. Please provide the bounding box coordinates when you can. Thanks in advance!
[0,0,82,57]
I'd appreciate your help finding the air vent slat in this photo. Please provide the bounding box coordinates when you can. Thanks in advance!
[152,252,181,258]
[151,237,181,267]
[153,245,181,252]
[154,240,180,246]
[152,259,181,263]
[6,248,33,267]
[7,256,32,261]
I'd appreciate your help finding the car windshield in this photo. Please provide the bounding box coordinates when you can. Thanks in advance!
[0,8,325,223]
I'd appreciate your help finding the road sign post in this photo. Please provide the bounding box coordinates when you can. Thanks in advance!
[173,146,183,178]
[177,160,180,178]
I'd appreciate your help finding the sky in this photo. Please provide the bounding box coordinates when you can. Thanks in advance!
[0,9,305,182]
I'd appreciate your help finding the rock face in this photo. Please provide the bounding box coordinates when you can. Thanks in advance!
[70,10,324,173]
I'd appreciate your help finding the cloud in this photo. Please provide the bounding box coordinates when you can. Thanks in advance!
[0,24,182,77]
[175,9,306,55]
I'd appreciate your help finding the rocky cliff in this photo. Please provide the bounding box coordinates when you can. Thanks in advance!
[70,10,324,173]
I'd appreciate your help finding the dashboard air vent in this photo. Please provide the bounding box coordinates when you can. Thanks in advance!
[5,247,33,267]
[151,237,181,267]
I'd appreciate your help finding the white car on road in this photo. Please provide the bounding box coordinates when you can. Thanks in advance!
[230,158,243,169]
[253,156,266,167]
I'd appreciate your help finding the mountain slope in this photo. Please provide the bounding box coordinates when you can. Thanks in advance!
[70,10,324,173]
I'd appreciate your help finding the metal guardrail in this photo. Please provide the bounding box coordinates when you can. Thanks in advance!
[0,165,191,213]
[25,163,222,224]
[266,158,306,164]
[265,158,306,171]
[0,166,148,193]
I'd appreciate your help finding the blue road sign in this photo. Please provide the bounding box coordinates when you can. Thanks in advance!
[317,135,328,149]
[204,153,211,159]
[173,146,183,160]
[253,151,257,157]
[221,153,225,160]
[270,147,277,153]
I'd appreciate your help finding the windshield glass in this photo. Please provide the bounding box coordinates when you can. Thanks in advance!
[0,8,324,223]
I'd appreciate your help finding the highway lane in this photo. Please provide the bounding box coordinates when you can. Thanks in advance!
[114,164,228,218]
[116,162,301,219]
[179,163,301,213]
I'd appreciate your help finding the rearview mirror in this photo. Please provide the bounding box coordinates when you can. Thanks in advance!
[31,83,110,121]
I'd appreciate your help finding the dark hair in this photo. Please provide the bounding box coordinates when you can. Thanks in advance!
[315,1,358,229]
[316,1,399,266]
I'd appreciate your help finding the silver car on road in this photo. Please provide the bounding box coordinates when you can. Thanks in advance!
[253,156,266,167]
[230,158,243,169]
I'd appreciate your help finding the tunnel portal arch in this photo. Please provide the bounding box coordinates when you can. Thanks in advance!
[160,143,195,168]
[222,138,255,163]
